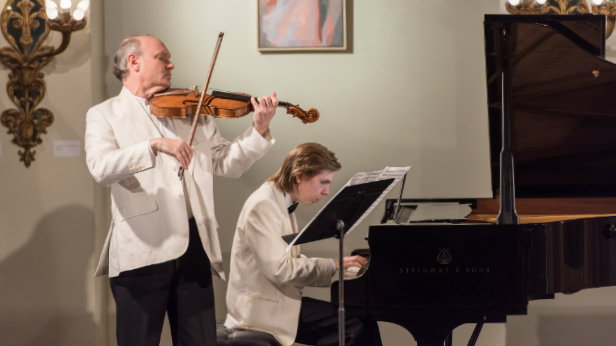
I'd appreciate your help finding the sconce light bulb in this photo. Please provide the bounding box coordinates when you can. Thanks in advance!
[76,0,89,11]
[46,7,59,19]
[45,0,57,9]
[45,0,59,19]
[60,0,71,10]
[592,0,604,5]
[508,0,520,6]
[536,0,547,4]
[72,8,84,20]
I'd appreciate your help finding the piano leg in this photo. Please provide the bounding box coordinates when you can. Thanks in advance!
[381,317,460,346]
[468,321,484,346]
[442,321,484,346]
[440,321,485,346]
[379,315,496,346]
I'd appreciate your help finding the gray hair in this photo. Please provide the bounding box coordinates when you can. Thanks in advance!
[112,35,152,81]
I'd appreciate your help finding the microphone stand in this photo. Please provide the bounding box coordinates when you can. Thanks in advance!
[336,219,346,346]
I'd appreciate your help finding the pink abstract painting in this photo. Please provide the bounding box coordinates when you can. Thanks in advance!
[258,0,346,50]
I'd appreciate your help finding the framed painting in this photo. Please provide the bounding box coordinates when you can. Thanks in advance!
[258,0,347,51]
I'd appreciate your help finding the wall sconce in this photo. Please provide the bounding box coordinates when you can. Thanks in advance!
[505,0,551,14]
[505,0,616,37]
[0,0,88,167]
[505,0,588,14]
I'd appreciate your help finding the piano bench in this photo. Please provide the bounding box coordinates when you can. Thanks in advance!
[216,326,281,346]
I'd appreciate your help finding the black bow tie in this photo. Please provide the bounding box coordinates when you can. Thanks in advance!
[288,202,299,214]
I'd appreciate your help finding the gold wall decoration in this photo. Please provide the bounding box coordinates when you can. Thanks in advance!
[506,0,590,15]
[0,0,87,167]
[505,0,616,37]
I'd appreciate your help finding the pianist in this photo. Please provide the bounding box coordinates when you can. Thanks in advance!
[224,142,382,346]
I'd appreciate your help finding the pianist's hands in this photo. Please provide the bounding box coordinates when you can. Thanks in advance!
[335,255,368,270]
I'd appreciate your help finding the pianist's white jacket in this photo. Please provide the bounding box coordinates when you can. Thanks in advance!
[225,182,336,346]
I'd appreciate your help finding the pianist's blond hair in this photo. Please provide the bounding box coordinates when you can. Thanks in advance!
[268,142,341,194]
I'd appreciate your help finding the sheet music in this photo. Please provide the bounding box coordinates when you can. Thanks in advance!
[286,165,410,251]
[342,166,410,233]
[348,166,410,186]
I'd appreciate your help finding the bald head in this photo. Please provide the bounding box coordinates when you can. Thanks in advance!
[114,35,174,98]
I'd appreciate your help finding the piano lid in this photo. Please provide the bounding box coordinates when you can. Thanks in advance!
[484,15,616,198]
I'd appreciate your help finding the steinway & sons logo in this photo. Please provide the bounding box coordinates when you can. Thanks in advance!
[398,247,491,275]
[437,247,452,265]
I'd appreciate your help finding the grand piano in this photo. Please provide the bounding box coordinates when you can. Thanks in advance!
[333,14,616,346]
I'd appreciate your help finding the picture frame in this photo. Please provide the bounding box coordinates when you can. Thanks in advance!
[257,0,347,52]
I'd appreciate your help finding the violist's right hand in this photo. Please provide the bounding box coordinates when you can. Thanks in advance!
[149,138,193,170]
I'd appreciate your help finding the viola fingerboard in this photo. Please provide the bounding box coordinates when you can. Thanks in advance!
[211,90,293,107]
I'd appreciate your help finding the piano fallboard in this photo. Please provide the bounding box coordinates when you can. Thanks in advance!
[362,223,530,311]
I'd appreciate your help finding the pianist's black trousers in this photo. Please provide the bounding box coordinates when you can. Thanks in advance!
[109,218,216,346]
[296,296,383,346]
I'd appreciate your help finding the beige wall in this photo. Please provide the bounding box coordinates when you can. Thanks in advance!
[0,0,103,344]
[2,0,616,345]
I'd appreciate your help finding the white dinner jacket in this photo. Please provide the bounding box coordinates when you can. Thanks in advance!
[224,182,335,346]
[85,87,273,278]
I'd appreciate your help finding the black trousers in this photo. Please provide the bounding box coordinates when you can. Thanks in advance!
[109,218,216,346]
[296,297,383,346]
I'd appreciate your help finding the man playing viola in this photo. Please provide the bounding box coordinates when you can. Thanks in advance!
[84,34,278,346]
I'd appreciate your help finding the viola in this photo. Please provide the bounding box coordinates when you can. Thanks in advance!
[149,88,319,124]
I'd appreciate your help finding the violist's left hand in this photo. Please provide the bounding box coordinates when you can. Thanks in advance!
[252,92,278,137]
